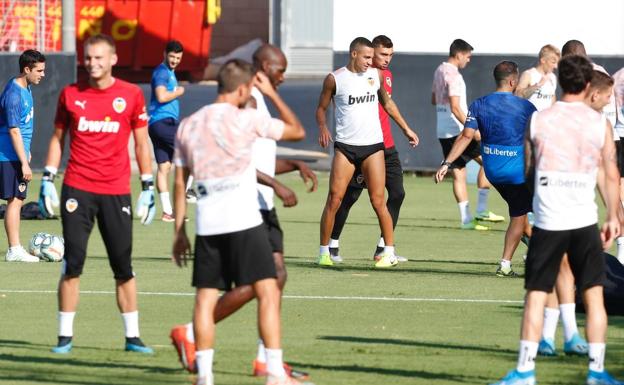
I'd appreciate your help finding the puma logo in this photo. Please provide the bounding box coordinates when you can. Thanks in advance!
[122,206,131,215]
[75,100,87,109]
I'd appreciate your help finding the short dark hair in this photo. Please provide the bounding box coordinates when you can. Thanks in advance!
[561,40,586,57]
[589,69,614,91]
[449,39,473,57]
[349,37,373,53]
[165,40,184,54]
[493,61,519,86]
[372,35,393,49]
[217,59,255,94]
[19,49,45,72]
[557,55,593,95]
[84,34,116,52]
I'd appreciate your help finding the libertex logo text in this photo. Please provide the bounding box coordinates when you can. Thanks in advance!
[483,145,518,157]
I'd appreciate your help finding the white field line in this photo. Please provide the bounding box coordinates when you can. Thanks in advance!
[0,289,523,304]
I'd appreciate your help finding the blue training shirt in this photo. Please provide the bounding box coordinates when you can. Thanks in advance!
[464,92,536,184]
[148,63,179,125]
[0,78,34,161]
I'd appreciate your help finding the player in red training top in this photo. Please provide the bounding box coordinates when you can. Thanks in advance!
[39,34,156,354]
[328,35,411,262]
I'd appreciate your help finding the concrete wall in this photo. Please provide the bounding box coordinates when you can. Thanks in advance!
[0,53,76,169]
[210,0,269,58]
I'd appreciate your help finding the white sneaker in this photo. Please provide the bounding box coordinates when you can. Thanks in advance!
[396,255,408,262]
[196,374,214,385]
[5,246,39,262]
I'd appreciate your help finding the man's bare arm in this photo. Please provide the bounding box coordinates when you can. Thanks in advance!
[316,74,335,148]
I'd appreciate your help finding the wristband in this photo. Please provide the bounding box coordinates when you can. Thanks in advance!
[140,175,154,191]
[440,160,452,167]
[43,166,57,182]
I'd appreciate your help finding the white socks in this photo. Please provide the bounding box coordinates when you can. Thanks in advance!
[319,245,329,255]
[500,259,511,270]
[477,188,489,213]
[196,349,215,380]
[378,238,385,248]
[516,340,538,372]
[542,307,560,341]
[458,201,471,224]
[186,322,195,343]
[559,303,579,342]
[328,238,339,248]
[160,192,173,215]
[617,237,624,264]
[186,175,195,192]
[58,311,76,337]
[384,246,395,256]
[256,339,267,363]
[121,311,140,338]
[588,343,605,372]
[265,348,286,377]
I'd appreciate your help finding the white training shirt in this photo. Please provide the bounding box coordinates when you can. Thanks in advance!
[331,66,383,146]
[530,101,606,231]
[173,103,284,235]
[612,67,624,138]
[251,87,277,211]
[526,68,557,112]
[432,62,468,138]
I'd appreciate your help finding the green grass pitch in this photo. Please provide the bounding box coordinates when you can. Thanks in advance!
[0,172,622,385]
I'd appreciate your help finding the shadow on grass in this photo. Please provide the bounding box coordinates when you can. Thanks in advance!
[286,360,487,383]
[318,335,517,355]
[282,258,501,278]
[282,218,507,233]
[0,352,179,374]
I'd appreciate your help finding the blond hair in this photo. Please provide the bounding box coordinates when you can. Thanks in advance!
[538,44,560,60]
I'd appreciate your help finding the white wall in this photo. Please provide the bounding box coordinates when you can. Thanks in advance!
[333,0,624,55]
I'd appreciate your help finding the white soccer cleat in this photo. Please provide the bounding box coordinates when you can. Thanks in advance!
[396,255,408,262]
[5,246,40,262]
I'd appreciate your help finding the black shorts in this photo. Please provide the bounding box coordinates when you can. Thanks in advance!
[616,138,624,176]
[0,161,28,200]
[148,118,179,164]
[492,183,532,217]
[193,224,277,290]
[438,136,481,169]
[525,225,605,293]
[349,146,403,189]
[261,208,283,253]
[334,141,384,167]
[60,184,133,280]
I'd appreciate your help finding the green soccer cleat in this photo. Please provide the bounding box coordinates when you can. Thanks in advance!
[374,253,398,268]
[317,252,333,266]
[476,210,506,222]
[460,219,490,231]
[496,265,520,277]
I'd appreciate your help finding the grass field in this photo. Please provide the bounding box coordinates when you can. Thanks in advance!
[1,173,623,385]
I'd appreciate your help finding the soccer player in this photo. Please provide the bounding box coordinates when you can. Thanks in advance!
[328,35,409,263]
[515,45,560,111]
[0,49,45,262]
[614,66,624,264]
[432,39,503,230]
[491,55,622,385]
[316,37,418,268]
[171,59,306,385]
[39,34,155,354]
[435,61,536,278]
[169,44,313,380]
[148,40,193,221]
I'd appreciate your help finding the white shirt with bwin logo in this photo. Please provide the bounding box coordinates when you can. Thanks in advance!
[331,66,383,146]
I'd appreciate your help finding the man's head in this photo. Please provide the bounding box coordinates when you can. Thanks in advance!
[217,59,256,107]
[84,34,117,81]
[449,39,473,69]
[252,44,287,89]
[586,70,614,111]
[561,40,587,58]
[493,61,519,91]
[19,49,46,85]
[164,40,184,70]
[558,55,593,95]
[349,37,374,73]
[538,45,560,73]
[372,35,393,70]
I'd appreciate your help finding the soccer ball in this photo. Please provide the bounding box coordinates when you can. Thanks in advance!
[40,234,64,262]
[28,232,49,258]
